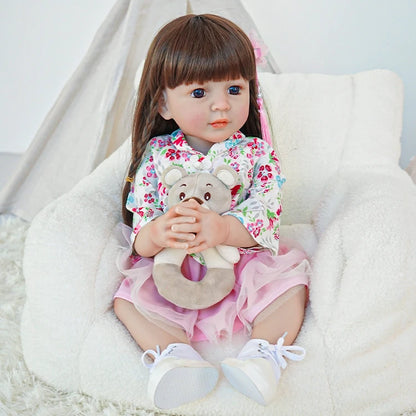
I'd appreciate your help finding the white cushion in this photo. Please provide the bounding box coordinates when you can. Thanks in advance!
[21,70,416,415]
[261,70,403,225]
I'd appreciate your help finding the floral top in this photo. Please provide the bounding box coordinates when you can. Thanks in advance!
[127,129,285,258]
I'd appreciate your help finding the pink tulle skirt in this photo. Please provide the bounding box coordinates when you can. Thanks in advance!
[114,229,310,342]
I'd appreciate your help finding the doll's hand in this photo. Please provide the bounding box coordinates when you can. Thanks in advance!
[173,199,229,254]
[149,205,197,250]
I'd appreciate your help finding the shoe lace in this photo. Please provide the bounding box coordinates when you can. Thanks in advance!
[141,344,177,369]
[255,332,306,376]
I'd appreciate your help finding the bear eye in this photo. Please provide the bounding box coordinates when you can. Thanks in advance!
[179,192,186,200]
[204,192,211,201]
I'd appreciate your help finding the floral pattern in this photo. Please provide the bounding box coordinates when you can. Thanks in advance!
[126,129,286,256]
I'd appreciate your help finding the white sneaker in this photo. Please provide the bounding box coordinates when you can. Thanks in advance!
[221,333,305,405]
[142,343,218,409]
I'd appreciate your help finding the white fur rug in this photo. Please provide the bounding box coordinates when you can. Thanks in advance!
[0,215,161,416]
[2,218,415,416]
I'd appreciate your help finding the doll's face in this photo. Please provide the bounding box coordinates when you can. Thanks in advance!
[159,77,250,153]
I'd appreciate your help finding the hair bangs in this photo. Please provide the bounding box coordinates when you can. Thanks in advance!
[161,15,256,88]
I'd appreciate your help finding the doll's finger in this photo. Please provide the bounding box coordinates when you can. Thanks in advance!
[174,205,201,217]
[171,222,200,233]
[165,238,190,249]
[169,216,196,225]
[185,200,210,213]
[186,241,209,254]
[168,231,195,242]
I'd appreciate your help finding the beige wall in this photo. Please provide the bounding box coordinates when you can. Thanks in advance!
[1,0,415,167]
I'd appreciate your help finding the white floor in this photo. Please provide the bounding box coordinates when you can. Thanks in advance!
[0,152,21,193]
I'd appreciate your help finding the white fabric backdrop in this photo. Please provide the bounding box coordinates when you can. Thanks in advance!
[0,0,278,221]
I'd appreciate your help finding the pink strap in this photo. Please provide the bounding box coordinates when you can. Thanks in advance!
[256,86,272,146]
[250,32,273,146]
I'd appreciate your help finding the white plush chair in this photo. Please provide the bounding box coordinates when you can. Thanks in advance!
[21,70,416,415]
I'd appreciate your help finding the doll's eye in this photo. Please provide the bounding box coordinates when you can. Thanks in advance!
[179,192,186,200]
[228,86,241,95]
[191,88,206,98]
[204,192,211,201]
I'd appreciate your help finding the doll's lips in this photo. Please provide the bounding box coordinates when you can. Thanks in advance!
[210,119,229,128]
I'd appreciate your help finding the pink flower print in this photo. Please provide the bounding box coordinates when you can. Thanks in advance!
[146,164,157,178]
[254,219,264,236]
[165,149,180,161]
[246,152,254,164]
[230,161,240,171]
[144,193,155,204]
[267,207,281,234]
[248,139,265,157]
[228,147,239,159]
[270,152,280,165]
[230,184,241,198]
[136,208,145,218]
[175,136,187,147]
[230,131,242,140]
[172,130,186,146]
[257,165,273,182]
[142,177,151,187]
[158,182,167,196]
[247,168,253,181]
[146,156,156,178]
[267,214,279,231]
[247,222,255,234]
[247,219,263,238]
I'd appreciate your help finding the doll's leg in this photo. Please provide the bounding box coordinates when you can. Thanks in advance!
[114,297,189,351]
[251,284,307,345]
[221,285,307,406]
[114,297,218,409]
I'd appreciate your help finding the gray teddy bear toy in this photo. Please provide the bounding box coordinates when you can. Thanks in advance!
[152,165,240,310]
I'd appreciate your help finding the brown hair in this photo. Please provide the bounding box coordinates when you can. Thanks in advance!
[122,14,262,225]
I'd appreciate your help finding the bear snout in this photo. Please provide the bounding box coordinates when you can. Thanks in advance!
[182,197,203,205]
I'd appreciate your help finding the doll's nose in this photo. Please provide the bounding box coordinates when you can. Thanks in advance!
[211,93,231,112]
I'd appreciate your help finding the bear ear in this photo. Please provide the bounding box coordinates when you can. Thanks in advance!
[213,165,239,188]
[161,166,187,188]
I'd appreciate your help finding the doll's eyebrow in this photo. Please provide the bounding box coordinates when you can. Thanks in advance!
[206,183,213,187]
[180,184,187,187]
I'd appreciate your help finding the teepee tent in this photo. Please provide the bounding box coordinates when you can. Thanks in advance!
[0,0,278,221]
